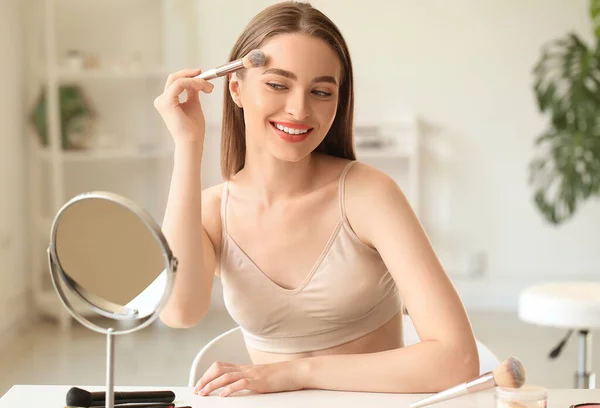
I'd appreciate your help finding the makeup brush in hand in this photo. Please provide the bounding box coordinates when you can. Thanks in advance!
[409,357,526,408]
[193,49,266,81]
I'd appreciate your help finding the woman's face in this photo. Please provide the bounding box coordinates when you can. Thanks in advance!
[230,33,341,162]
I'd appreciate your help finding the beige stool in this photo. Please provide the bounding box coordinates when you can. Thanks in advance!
[518,281,600,389]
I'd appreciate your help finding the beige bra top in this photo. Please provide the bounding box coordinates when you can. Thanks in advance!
[218,161,402,353]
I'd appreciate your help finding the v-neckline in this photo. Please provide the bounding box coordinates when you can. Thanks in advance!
[225,219,344,294]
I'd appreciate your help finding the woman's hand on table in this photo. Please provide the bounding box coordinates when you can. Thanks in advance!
[193,360,306,397]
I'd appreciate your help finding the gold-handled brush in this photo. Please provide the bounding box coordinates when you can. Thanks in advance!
[193,49,266,80]
[409,357,526,408]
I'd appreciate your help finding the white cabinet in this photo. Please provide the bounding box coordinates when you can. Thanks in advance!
[26,0,199,328]
[355,116,421,217]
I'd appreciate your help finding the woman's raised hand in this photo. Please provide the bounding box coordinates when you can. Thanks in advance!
[154,68,215,146]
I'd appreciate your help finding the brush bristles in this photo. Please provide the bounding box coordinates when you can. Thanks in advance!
[493,357,526,388]
[242,49,266,68]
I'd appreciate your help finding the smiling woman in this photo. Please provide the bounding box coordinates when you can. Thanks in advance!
[154,0,479,399]
[226,32,343,164]
[221,14,353,172]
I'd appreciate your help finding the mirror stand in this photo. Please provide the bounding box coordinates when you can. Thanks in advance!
[48,241,177,408]
[106,328,114,408]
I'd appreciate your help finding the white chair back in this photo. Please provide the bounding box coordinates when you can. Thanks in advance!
[188,326,250,386]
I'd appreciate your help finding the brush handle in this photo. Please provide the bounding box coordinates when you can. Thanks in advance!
[409,383,469,408]
[194,59,244,81]
[409,373,496,408]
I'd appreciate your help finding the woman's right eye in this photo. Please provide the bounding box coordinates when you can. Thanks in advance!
[266,83,287,90]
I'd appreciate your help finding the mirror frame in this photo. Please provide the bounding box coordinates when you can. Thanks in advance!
[47,191,178,335]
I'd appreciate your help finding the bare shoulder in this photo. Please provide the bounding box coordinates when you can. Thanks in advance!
[201,182,225,254]
[345,161,408,207]
[343,161,415,247]
[345,161,399,191]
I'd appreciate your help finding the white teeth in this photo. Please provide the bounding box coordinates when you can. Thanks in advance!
[274,123,309,135]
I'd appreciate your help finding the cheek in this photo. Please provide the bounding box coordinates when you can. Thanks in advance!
[315,100,338,126]
[242,86,281,115]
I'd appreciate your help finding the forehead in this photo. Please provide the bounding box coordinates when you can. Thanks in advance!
[250,33,341,81]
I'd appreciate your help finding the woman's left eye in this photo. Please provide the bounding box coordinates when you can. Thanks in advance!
[267,83,286,90]
[312,90,332,97]
[266,82,332,97]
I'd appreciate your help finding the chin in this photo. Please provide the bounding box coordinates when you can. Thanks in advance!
[268,146,313,163]
[266,139,320,163]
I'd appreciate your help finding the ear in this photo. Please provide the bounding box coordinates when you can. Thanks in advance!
[228,73,243,108]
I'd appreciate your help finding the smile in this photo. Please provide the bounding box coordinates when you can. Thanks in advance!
[269,121,313,143]
[270,121,313,135]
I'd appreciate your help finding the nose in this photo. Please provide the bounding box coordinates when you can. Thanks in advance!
[285,89,311,121]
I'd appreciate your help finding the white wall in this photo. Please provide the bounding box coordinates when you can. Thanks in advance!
[194,0,600,309]
[0,0,29,343]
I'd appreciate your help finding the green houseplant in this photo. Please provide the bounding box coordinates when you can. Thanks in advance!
[530,0,600,224]
[30,84,95,150]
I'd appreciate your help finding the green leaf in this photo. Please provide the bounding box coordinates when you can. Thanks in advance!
[591,0,600,39]
[528,6,600,225]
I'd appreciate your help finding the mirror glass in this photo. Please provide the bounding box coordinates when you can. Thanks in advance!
[49,192,176,327]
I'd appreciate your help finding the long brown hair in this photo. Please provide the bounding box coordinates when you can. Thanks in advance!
[221,1,356,180]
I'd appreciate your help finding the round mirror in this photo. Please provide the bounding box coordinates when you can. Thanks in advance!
[47,191,178,408]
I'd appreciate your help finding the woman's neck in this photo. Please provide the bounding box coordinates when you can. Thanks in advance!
[236,151,320,205]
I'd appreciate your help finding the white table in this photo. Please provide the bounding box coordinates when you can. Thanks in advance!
[1,385,600,408]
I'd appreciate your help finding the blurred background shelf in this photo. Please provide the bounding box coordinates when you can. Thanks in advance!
[35,145,174,162]
[27,0,198,328]
[355,117,421,216]
[357,149,413,159]
[55,68,170,81]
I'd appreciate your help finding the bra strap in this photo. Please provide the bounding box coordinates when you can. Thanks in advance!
[338,161,357,220]
[220,181,229,236]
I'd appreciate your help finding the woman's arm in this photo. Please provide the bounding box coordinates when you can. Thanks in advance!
[154,68,219,328]
[159,146,219,328]
[298,163,479,392]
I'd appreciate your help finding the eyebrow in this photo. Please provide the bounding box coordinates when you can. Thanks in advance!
[261,68,338,86]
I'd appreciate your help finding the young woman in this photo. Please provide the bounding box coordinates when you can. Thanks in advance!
[155,0,479,397]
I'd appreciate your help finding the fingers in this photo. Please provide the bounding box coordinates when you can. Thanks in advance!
[219,378,251,397]
[167,77,213,104]
[164,68,202,91]
[194,362,236,393]
[198,372,245,396]
[154,77,214,111]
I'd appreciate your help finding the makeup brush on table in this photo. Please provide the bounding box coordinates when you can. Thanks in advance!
[193,49,266,81]
[65,387,176,407]
[409,357,526,408]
